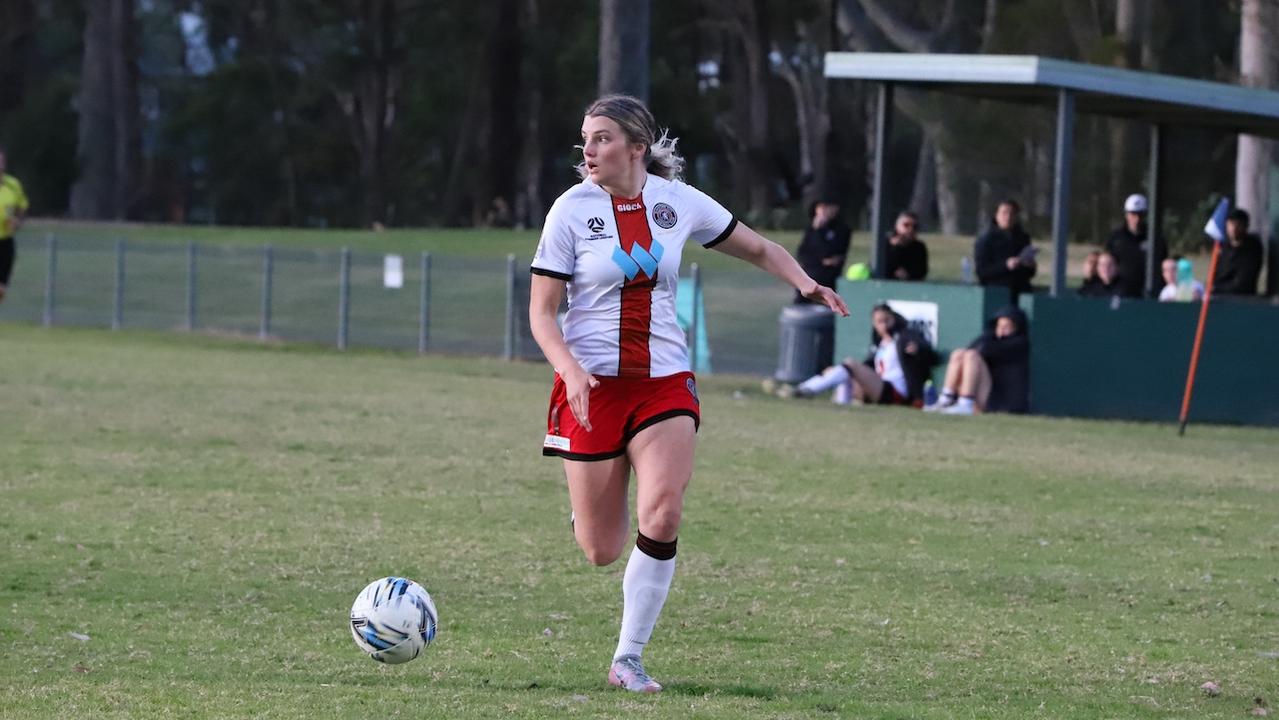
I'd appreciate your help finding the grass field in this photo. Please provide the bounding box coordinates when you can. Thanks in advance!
[4,324,1277,719]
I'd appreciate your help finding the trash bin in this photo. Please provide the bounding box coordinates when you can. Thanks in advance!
[773,303,835,384]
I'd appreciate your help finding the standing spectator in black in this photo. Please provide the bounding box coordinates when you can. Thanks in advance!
[883,211,929,281]
[1104,193,1166,298]
[974,199,1036,298]
[1078,251,1123,298]
[793,196,850,303]
[1212,208,1264,297]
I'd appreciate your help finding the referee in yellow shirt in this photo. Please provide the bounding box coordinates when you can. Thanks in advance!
[0,146,29,303]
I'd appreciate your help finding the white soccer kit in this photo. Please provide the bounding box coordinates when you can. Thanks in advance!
[530,174,736,378]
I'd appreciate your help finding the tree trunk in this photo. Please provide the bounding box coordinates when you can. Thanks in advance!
[70,0,139,220]
[598,0,649,100]
[935,136,962,235]
[1236,0,1275,260]
[516,0,544,229]
[0,0,36,113]
[908,129,936,225]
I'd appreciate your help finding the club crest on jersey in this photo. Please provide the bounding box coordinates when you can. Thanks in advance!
[586,217,606,233]
[652,202,678,229]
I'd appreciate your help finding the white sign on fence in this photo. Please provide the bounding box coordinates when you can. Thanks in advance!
[886,299,938,347]
[383,254,404,289]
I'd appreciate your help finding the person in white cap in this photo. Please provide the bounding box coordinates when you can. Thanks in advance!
[1104,193,1166,298]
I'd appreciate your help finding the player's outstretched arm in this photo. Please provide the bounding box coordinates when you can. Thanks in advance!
[529,274,599,431]
[712,223,850,317]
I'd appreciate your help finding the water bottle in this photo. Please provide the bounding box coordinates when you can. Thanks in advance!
[960,256,973,284]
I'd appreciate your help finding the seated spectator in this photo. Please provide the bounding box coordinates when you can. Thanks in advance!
[884,211,928,281]
[975,199,1036,298]
[1080,250,1100,287]
[793,196,851,303]
[1212,208,1264,296]
[924,306,1030,415]
[783,303,937,406]
[1158,255,1204,302]
[1078,251,1123,298]
[1104,193,1166,298]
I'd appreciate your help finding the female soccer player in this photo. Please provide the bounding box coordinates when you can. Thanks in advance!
[528,94,848,693]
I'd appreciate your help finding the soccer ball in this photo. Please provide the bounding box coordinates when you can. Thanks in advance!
[349,576,438,664]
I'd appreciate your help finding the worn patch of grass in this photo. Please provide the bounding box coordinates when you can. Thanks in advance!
[2,324,1276,719]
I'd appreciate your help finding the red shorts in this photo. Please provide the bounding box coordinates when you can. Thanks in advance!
[542,371,700,461]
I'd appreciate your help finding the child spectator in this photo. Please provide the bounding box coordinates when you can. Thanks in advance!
[1158,255,1204,302]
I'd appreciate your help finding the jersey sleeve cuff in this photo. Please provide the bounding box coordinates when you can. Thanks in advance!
[703,217,738,248]
[530,266,572,281]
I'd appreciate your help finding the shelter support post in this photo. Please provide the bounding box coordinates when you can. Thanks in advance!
[1050,88,1075,297]
[1147,124,1164,298]
[870,82,893,279]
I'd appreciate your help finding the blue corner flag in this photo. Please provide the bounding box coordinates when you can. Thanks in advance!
[1204,197,1230,242]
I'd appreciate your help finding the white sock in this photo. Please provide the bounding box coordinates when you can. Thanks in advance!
[955,396,975,411]
[797,364,850,395]
[940,389,957,404]
[613,542,676,660]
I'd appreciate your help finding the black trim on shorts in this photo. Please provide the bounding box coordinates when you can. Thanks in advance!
[627,409,700,439]
[530,266,572,281]
[703,218,738,249]
[542,446,627,462]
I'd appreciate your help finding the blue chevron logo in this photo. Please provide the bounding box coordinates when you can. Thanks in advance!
[611,240,665,280]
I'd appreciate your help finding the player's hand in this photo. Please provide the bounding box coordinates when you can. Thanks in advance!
[1006,257,1020,270]
[562,366,600,432]
[802,283,850,317]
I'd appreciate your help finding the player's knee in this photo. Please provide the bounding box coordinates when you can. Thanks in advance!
[577,534,625,566]
[641,505,682,541]
[949,348,966,361]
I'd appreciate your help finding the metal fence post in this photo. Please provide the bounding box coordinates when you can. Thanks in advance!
[112,239,125,330]
[42,233,56,327]
[418,252,431,354]
[503,254,517,360]
[185,241,198,330]
[338,247,351,350]
[689,263,701,373]
[259,244,273,339]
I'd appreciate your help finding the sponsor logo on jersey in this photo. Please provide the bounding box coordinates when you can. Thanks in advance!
[652,202,678,229]
[587,217,605,233]
[611,240,665,281]
[543,434,571,451]
[615,202,643,213]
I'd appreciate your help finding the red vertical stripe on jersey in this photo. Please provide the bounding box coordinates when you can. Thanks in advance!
[612,195,656,377]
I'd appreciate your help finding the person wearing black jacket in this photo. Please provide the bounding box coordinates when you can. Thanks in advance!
[884,211,929,281]
[1213,208,1264,297]
[1104,193,1166,298]
[786,304,938,406]
[925,306,1030,415]
[793,198,851,303]
[974,199,1036,298]
[1077,251,1123,298]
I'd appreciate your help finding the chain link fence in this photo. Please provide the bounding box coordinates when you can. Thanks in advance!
[0,234,791,376]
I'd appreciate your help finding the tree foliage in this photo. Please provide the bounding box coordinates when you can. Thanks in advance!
[0,0,1259,241]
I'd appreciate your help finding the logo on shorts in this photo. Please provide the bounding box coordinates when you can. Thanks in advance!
[686,377,699,405]
[586,217,605,233]
[652,203,678,229]
[544,434,571,451]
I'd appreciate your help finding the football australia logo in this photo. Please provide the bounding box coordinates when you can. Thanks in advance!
[652,202,678,229]
[586,217,605,233]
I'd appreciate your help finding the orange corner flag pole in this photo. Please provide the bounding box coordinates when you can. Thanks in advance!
[1178,242,1222,436]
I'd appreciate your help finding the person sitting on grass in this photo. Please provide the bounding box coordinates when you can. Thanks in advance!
[784,303,937,406]
[925,306,1030,415]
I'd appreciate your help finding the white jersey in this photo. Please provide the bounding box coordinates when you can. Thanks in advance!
[531,174,736,378]
[873,337,909,397]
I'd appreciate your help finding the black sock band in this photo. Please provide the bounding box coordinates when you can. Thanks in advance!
[636,532,677,561]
